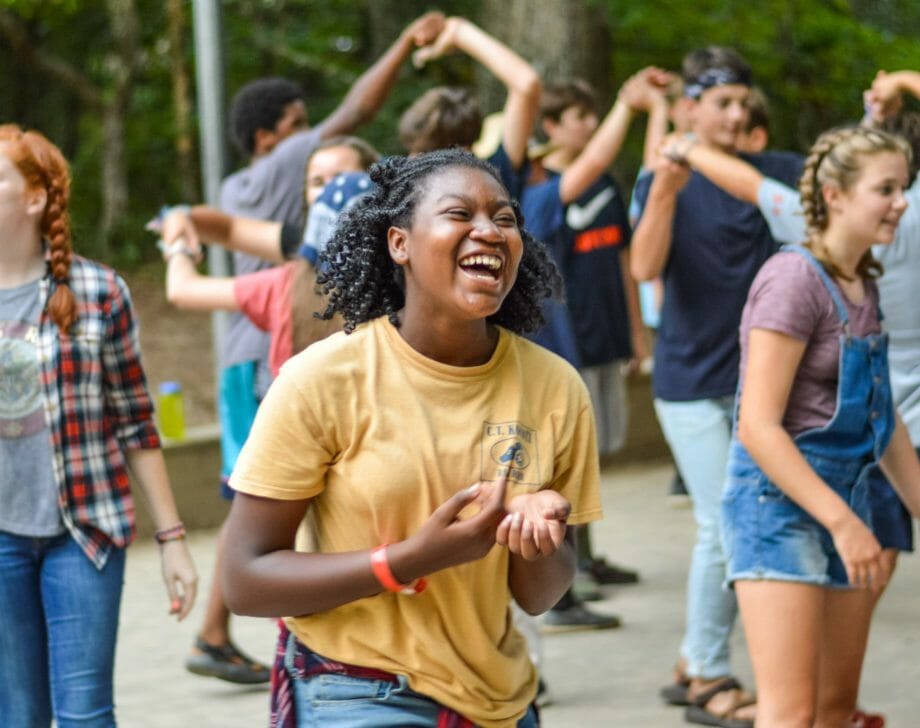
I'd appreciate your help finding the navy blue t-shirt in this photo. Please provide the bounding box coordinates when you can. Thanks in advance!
[632,151,803,401]
[521,172,632,368]
[488,144,526,202]
[519,175,579,366]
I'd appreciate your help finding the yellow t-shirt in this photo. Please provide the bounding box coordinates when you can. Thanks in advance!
[231,316,602,727]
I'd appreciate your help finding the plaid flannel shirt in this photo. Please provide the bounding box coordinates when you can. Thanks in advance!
[37,255,160,569]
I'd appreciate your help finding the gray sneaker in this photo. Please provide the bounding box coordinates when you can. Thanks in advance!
[540,603,622,633]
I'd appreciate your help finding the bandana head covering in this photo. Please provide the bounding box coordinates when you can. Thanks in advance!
[683,67,752,100]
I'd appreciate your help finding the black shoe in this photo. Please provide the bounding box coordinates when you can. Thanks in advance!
[571,571,604,601]
[536,677,554,708]
[185,637,271,684]
[579,556,639,585]
[667,471,691,509]
[540,603,622,633]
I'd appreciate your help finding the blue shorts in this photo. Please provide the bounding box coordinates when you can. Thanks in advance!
[865,455,915,552]
[217,361,261,500]
[722,442,865,588]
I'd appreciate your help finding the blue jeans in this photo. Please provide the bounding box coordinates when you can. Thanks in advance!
[291,670,539,727]
[654,396,737,679]
[0,531,125,728]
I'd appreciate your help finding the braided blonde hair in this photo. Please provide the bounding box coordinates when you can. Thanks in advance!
[798,125,912,281]
[0,124,76,333]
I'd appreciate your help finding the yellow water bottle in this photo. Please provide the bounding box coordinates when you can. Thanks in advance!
[158,381,186,440]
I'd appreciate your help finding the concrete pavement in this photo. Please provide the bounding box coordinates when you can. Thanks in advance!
[115,461,920,727]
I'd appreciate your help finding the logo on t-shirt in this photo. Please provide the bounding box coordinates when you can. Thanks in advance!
[0,321,46,439]
[573,224,624,254]
[566,187,616,230]
[481,421,540,486]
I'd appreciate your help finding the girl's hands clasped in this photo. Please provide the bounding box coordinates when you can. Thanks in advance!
[498,490,570,560]
[399,463,570,577]
[403,467,513,575]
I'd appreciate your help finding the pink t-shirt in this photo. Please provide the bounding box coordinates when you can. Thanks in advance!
[233,263,296,377]
[739,251,881,437]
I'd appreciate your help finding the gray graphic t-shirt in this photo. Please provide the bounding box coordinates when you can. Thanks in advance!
[0,279,62,536]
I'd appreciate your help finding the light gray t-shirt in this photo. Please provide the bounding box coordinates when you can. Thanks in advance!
[756,177,920,442]
[757,176,807,246]
[874,182,920,442]
[739,251,881,438]
[0,279,63,536]
[219,126,324,385]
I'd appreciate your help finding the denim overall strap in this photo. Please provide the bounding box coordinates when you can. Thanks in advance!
[781,245,851,334]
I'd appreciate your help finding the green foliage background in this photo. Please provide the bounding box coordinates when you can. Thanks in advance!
[1,0,917,265]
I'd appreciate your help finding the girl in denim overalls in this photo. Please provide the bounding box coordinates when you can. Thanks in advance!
[723,126,920,727]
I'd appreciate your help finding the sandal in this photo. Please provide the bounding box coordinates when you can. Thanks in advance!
[185,636,271,684]
[660,665,691,706]
[684,677,755,728]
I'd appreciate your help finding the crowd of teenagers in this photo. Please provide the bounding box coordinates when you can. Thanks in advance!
[2,8,920,727]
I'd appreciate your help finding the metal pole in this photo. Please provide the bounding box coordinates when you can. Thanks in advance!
[191,0,230,405]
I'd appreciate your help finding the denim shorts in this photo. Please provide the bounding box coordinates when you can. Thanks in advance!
[721,441,866,588]
[291,670,540,728]
[865,457,915,552]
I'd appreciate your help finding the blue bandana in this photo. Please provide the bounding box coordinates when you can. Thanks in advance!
[683,67,751,100]
[298,172,374,264]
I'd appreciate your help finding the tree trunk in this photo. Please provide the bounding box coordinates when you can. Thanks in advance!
[0,4,140,255]
[99,0,140,253]
[166,0,200,202]
[99,107,128,250]
[476,0,614,112]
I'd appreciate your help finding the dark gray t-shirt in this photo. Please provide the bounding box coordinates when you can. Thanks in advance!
[0,279,63,536]
[739,251,881,437]
[219,127,324,388]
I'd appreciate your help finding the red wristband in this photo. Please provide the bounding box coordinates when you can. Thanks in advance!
[370,545,427,595]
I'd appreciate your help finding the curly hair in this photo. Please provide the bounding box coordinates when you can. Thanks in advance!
[229,77,303,157]
[316,148,562,336]
[0,124,76,333]
[398,87,484,154]
[798,125,912,281]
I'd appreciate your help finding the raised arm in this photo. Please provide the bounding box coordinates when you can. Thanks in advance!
[559,67,670,205]
[319,12,445,138]
[629,155,690,281]
[413,17,541,168]
[866,70,920,120]
[163,206,287,264]
[665,132,764,204]
[625,75,671,170]
[162,245,238,312]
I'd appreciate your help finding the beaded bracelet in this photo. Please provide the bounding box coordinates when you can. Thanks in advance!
[370,545,427,595]
[155,522,187,545]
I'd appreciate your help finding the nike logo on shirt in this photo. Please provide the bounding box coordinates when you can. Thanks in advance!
[566,187,616,230]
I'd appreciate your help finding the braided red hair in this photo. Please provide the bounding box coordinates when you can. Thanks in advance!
[0,124,77,332]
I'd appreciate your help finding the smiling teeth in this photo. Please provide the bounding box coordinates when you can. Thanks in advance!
[460,255,502,270]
